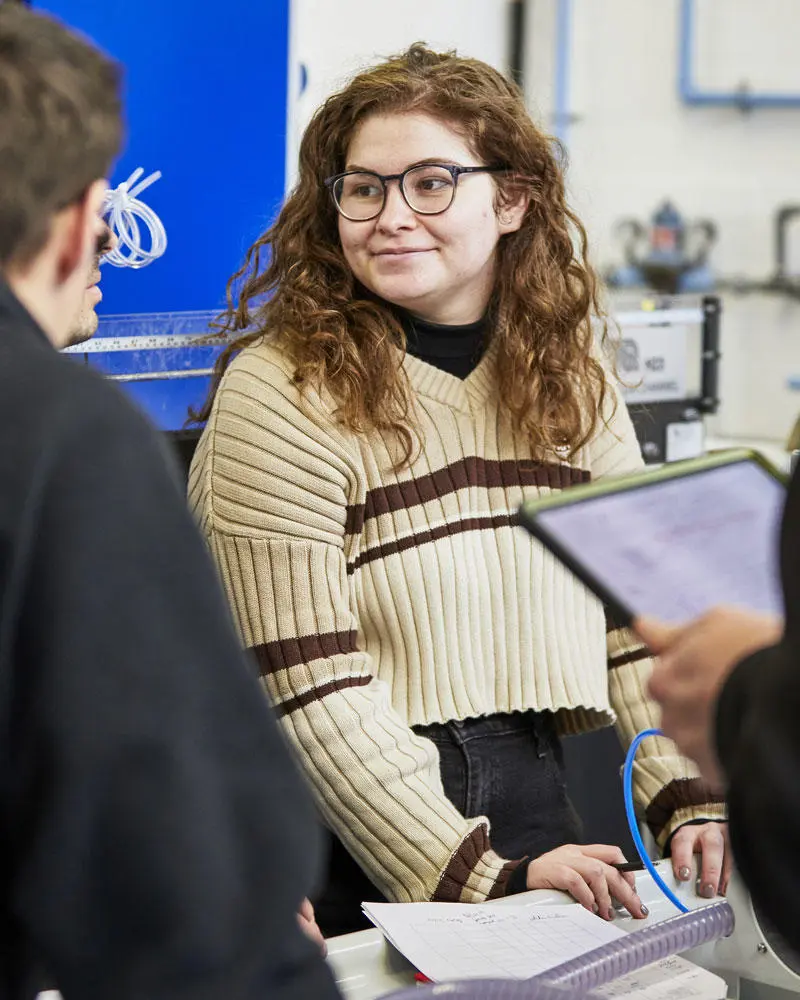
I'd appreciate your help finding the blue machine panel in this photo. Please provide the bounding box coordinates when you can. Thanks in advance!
[38,0,289,428]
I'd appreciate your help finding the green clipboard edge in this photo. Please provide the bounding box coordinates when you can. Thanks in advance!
[517,448,788,628]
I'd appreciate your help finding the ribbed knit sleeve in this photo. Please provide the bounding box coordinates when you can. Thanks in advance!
[590,382,726,848]
[188,346,523,904]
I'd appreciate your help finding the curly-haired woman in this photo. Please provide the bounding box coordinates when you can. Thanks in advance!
[190,45,729,937]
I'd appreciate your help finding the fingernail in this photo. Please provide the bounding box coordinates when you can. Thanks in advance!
[592,904,599,914]
[641,903,649,917]
[606,909,615,921]
[678,866,691,881]
[696,879,716,898]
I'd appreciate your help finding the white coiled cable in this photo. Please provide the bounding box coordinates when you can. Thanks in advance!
[103,167,167,269]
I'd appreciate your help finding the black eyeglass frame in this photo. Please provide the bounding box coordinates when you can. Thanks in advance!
[324,163,507,221]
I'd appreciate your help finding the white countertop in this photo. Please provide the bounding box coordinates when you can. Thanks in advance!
[326,864,716,1000]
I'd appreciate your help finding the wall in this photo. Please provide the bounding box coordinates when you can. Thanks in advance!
[39,0,290,316]
[525,0,800,443]
[285,0,509,187]
[37,0,290,429]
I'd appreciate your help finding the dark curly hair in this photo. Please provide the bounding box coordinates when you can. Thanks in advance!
[195,43,615,465]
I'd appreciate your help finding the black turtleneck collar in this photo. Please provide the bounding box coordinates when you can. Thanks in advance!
[402,311,488,380]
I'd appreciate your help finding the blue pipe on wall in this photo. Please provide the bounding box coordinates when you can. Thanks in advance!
[679,0,800,108]
[553,0,572,144]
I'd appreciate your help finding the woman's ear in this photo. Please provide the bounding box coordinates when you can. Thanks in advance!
[497,180,530,235]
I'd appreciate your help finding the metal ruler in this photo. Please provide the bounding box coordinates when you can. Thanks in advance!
[62,332,230,354]
[63,309,705,356]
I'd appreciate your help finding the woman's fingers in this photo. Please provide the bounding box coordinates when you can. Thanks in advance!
[526,844,649,921]
[547,864,597,913]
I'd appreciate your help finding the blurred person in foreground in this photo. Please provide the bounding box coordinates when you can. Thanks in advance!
[637,466,799,951]
[65,219,114,345]
[0,6,336,998]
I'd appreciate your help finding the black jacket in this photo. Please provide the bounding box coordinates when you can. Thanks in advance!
[716,464,800,950]
[0,280,339,1000]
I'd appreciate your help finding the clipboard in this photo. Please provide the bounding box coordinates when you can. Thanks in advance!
[517,449,787,626]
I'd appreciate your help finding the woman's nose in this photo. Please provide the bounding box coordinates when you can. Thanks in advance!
[376,180,417,232]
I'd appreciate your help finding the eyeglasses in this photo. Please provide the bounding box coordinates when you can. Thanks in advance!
[324,163,507,222]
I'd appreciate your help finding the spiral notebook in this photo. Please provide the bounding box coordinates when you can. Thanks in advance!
[362,902,727,999]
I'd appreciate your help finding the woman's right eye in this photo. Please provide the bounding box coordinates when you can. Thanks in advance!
[352,183,381,199]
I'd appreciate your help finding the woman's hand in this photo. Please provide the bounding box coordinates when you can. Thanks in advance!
[526,844,649,921]
[669,822,732,897]
[298,897,326,956]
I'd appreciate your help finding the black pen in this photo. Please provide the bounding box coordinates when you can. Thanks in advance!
[611,861,645,873]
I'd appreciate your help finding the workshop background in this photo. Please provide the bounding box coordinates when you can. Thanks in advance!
[36,0,800,852]
[289,0,800,448]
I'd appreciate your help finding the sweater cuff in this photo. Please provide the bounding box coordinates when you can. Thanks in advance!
[646,781,727,850]
[662,817,726,857]
[503,857,532,897]
[432,824,526,903]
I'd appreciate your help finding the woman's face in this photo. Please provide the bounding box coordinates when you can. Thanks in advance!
[337,112,525,326]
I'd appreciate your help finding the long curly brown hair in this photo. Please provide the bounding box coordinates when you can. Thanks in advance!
[195,43,615,465]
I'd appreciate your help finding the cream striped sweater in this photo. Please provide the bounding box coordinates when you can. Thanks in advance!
[189,337,725,904]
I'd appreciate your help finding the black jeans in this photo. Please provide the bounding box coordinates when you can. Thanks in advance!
[315,711,583,937]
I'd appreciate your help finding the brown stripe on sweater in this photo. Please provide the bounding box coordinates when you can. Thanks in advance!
[645,778,726,841]
[487,857,528,900]
[252,630,358,676]
[345,503,366,536]
[433,824,493,903]
[344,457,590,534]
[274,675,373,718]
[608,647,651,671]
[347,513,519,574]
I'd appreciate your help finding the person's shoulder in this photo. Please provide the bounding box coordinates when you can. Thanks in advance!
[0,346,176,529]
[1,333,151,441]
[207,335,358,470]
[224,335,297,395]
[61,354,157,435]
[218,335,339,430]
[27,351,168,476]
[577,369,644,478]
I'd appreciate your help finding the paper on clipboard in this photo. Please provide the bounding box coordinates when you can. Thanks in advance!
[363,902,726,998]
